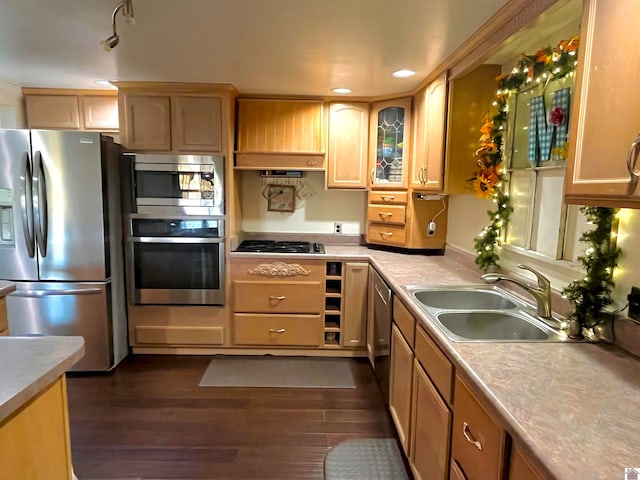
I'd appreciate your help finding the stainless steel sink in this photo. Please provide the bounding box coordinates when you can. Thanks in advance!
[403,285,570,343]
[436,311,558,341]
[413,289,519,310]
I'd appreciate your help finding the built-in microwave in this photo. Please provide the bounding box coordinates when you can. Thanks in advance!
[126,153,224,216]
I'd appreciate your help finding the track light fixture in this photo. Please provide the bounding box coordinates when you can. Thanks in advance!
[101,0,135,52]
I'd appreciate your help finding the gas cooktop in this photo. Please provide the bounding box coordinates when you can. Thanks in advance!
[235,240,325,254]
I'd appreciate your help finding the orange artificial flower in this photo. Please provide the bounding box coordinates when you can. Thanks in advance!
[559,35,580,53]
[536,47,551,64]
[473,166,500,199]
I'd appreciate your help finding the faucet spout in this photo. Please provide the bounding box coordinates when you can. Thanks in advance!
[481,265,553,320]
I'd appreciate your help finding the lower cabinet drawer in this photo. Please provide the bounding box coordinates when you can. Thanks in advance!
[367,204,407,225]
[233,281,323,313]
[233,314,324,346]
[135,326,224,345]
[367,223,407,246]
[452,375,506,480]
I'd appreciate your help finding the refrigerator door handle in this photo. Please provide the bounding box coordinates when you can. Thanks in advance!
[10,287,103,297]
[19,151,35,258]
[32,150,48,257]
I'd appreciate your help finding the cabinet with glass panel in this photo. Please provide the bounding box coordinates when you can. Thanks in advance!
[369,98,412,190]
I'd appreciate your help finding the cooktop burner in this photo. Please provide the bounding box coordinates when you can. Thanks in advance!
[236,240,325,254]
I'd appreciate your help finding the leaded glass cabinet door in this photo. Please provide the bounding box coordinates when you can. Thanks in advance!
[369,98,412,189]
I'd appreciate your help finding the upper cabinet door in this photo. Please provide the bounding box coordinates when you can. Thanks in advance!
[81,96,118,131]
[121,95,172,151]
[327,103,369,189]
[172,96,223,153]
[25,95,80,129]
[565,0,640,207]
[236,99,324,153]
[369,98,412,190]
[411,73,448,191]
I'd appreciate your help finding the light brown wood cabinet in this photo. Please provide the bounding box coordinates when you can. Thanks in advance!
[172,95,223,152]
[389,300,453,480]
[366,191,448,249]
[120,94,223,152]
[565,0,640,208]
[508,443,547,480]
[410,358,452,480]
[117,84,230,153]
[235,99,325,169]
[327,102,369,189]
[24,90,119,131]
[389,324,414,455]
[230,258,324,347]
[451,375,507,480]
[411,72,448,191]
[369,98,412,190]
[0,377,73,480]
[25,94,80,129]
[80,95,119,130]
[0,297,7,336]
[120,94,172,151]
[340,262,369,348]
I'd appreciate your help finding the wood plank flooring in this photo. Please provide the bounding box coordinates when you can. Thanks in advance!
[66,355,397,480]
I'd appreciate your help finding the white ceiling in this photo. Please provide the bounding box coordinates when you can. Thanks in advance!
[0,0,510,96]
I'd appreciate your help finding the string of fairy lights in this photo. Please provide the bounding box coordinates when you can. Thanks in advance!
[471,35,579,272]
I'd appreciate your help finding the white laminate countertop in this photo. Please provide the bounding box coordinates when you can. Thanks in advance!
[0,336,84,424]
[231,245,640,479]
[0,281,16,298]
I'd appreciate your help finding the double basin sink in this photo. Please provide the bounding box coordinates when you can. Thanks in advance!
[404,285,569,342]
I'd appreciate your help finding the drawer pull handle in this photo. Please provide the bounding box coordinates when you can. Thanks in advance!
[380,195,395,201]
[378,212,393,220]
[380,231,393,238]
[269,328,286,333]
[462,422,483,451]
[307,159,318,166]
[269,295,286,301]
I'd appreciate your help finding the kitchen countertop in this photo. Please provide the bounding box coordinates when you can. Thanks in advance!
[0,336,84,424]
[232,245,640,479]
[0,281,16,298]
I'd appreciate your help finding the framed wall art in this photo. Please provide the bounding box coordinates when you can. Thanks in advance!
[266,185,295,212]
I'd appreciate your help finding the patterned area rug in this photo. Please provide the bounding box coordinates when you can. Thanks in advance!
[198,356,356,388]
[324,439,409,480]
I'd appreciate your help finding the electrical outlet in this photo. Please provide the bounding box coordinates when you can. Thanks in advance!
[334,222,342,234]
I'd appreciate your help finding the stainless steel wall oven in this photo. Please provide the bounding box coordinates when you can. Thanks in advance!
[127,216,225,305]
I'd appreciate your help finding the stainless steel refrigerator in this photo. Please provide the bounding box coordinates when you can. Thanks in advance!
[0,130,128,371]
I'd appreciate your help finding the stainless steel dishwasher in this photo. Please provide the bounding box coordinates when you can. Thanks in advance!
[367,266,393,403]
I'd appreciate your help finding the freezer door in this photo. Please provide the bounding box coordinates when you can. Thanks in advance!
[0,130,38,281]
[7,282,114,371]
[31,130,108,281]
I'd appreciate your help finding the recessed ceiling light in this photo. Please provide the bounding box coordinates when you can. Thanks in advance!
[392,69,416,78]
[332,87,352,94]
[95,80,114,87]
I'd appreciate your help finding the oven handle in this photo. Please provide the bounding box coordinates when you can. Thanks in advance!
[129,236,224,244]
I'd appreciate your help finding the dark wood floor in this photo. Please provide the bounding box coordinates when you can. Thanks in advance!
[66,355,396,480]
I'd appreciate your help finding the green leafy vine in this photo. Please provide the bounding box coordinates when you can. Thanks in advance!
[471,35,580,272]
[562,207,622,330]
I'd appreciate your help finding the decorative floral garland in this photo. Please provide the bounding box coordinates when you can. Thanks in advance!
[562,207,622,334]
[471,35,580,272]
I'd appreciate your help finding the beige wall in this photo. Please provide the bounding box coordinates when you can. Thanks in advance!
[0,79,25,128]
[613,209,640,306]
[240,171,366,234]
